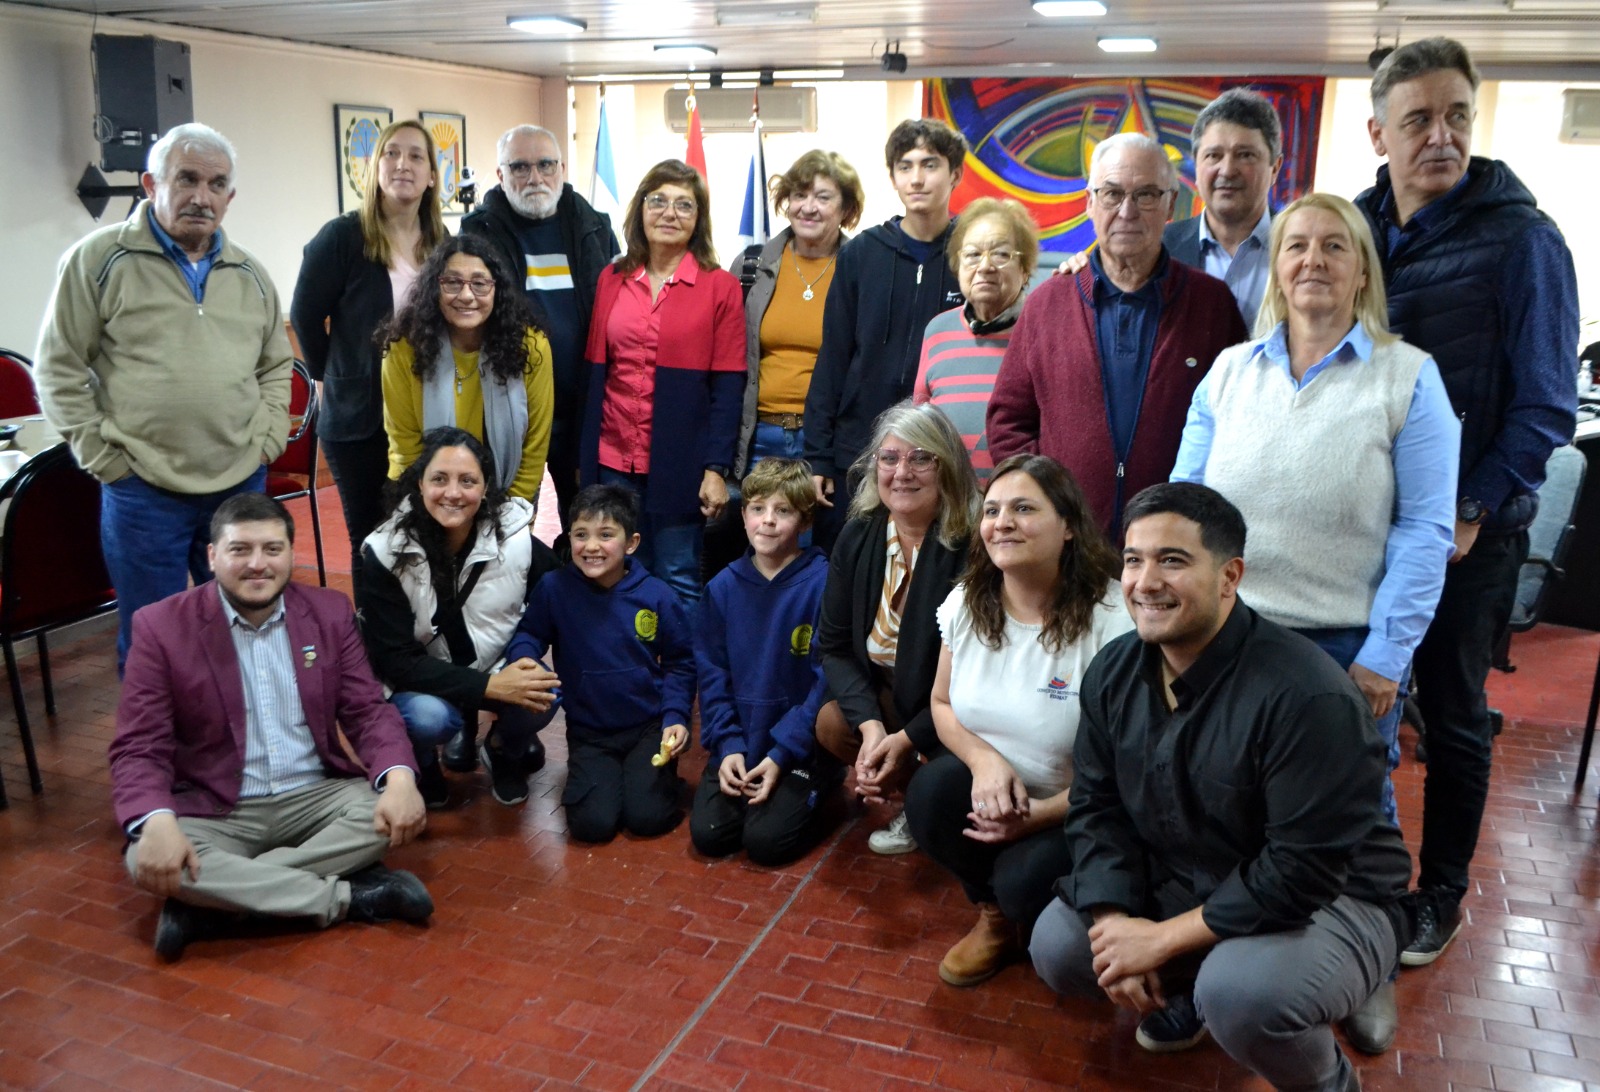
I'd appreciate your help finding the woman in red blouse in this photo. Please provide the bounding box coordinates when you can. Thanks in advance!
[580,159,745,606]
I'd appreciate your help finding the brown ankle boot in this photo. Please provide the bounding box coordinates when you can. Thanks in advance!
[938,903,1018,986]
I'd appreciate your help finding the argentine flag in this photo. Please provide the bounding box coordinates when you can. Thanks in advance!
[590,96,622,243]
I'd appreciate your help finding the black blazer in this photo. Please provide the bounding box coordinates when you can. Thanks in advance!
[290,212,399,444]
[818,508,969,756]
[1162,215,1203,268]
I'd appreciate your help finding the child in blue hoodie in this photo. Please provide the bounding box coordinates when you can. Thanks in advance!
[690,459,835,865]
[504,485,694,842]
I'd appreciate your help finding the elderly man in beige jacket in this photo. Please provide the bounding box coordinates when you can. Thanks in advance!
[37,122,292,673]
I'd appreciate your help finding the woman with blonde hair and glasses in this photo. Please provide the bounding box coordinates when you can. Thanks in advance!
[914,198,1039,484]
[292,118,449,590]
[815,401,979,854]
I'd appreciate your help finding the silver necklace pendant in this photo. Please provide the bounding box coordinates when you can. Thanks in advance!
[802,286,814,301]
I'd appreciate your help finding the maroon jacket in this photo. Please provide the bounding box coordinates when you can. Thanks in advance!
[110,581,415,829]
[986,259,1248,534]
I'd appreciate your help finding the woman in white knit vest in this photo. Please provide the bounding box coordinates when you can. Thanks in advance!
[1170,192,1458,827]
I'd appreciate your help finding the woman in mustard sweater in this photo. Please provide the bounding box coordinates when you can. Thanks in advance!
[381,235,554,503]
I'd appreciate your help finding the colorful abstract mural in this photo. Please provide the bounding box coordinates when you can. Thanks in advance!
[925,77,1325,254]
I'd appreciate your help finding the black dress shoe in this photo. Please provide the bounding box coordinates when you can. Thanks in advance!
[345,865,434,925]
[153,898,217,962]
[441,731,478,773]
[1340,980,1397,1054]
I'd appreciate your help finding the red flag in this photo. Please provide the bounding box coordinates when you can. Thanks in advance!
[685,88,708,183]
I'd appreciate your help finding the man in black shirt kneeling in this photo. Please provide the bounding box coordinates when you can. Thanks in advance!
[1031,482,1412,1092]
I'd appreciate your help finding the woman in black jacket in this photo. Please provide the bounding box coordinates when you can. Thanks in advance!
[291,118,449,590]
[816,400,979,855]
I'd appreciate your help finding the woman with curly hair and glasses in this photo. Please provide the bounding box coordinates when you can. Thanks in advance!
[580,159,745,607]
[903,453,1132,987]
[380,234,554,503]
[358,427,561,809]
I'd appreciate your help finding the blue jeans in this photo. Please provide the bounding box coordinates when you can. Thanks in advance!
[101,466,268,673]
[750,421,806,464]
[597,467,704,607]
[1297,626,1405,827]
[390,691,552,766]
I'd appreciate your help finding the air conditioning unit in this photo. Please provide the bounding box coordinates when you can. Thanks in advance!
[664,87,817,134]
[1560,88,1600,144]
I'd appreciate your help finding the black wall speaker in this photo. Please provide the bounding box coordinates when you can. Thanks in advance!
[93,35,194,173]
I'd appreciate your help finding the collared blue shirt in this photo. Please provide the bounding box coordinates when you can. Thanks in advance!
[1090,248,1167,460]
[1172,321,1459,681]
[217,586,325,800]
[147,208,222,303]
[1197,209,1272,328]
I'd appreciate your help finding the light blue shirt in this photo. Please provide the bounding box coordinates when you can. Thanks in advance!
[219,588,325,800]
[1172,322,1459,681]
[146,208,222,303]
[1197,209,1272,328]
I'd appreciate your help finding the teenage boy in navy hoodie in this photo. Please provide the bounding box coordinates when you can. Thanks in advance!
[803,118,969,548]
[504,485,694,842]
[690,459,835,865]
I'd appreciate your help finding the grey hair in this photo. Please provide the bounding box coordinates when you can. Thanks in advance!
[147,123,236,181]
[1371,36,1481,123]
[1090,132,1177,189]
[497,124,561,163]
[846,400,979,549]
[1193,88,1282,161]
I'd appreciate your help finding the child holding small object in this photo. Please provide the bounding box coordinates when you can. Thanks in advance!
[504,484,694,842]
[689,459,836,866]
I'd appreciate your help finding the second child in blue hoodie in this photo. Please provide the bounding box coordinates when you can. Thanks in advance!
[505,485,694,842]
[690,459,838,865]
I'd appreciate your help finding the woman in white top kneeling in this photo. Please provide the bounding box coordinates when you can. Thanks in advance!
[904,453,1134,987]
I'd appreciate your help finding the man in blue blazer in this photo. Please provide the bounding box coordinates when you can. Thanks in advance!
[1162,89,1283,327]
[111,493,431,960]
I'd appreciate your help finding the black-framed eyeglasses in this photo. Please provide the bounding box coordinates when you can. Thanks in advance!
[875,448,938,471]
[439,275,495,297]
[644,194,697,216]
[503,158,561,180]
[1090,185,1173,211]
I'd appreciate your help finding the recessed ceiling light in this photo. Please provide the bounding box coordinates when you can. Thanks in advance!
[655,43,719,59]
[773,68,845,80]
[1033,1,1107,15]
[507,14,587,35]
[1098,36,1157,52]
[716,4,816,26]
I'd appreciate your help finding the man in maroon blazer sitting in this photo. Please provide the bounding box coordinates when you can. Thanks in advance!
[986,133,1249,537]
[111,493,431,960]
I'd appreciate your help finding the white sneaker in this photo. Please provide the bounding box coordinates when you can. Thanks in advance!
[867,810,917,855]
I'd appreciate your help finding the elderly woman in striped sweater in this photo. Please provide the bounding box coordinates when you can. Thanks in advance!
[912,197,1039,484]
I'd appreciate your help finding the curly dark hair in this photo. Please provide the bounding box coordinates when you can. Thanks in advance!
[386,427,511,603]
[381,234,543,385]
[961,455,1120,654]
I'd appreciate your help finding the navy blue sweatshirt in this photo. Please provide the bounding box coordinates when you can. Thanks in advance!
[504,560,695,736]
[803,216,965,481]
[696,547,829,770]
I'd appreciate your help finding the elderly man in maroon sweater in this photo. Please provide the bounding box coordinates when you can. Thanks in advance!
[987,134,1248,535]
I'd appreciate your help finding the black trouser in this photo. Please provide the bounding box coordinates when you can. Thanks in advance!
[1412,529,1528,901]
[689,756,840,866]
[321,433,391,597]
[562,721,682,843]
[903,752,1073,933]
[547,417,581,533]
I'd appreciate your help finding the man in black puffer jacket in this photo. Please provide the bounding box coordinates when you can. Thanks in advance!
[1355,37,1579,972]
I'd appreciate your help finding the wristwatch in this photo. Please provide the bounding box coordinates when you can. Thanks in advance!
[1456,497,1487,525]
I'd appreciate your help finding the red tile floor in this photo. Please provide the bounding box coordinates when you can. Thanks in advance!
[2,485,1598,1091]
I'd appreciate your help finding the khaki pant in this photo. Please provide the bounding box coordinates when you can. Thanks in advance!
[125,778,388,927]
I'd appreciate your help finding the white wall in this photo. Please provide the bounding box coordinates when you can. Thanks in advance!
[0,5,545,353]
[568,80,922,268]
[1314,76,1599,337]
